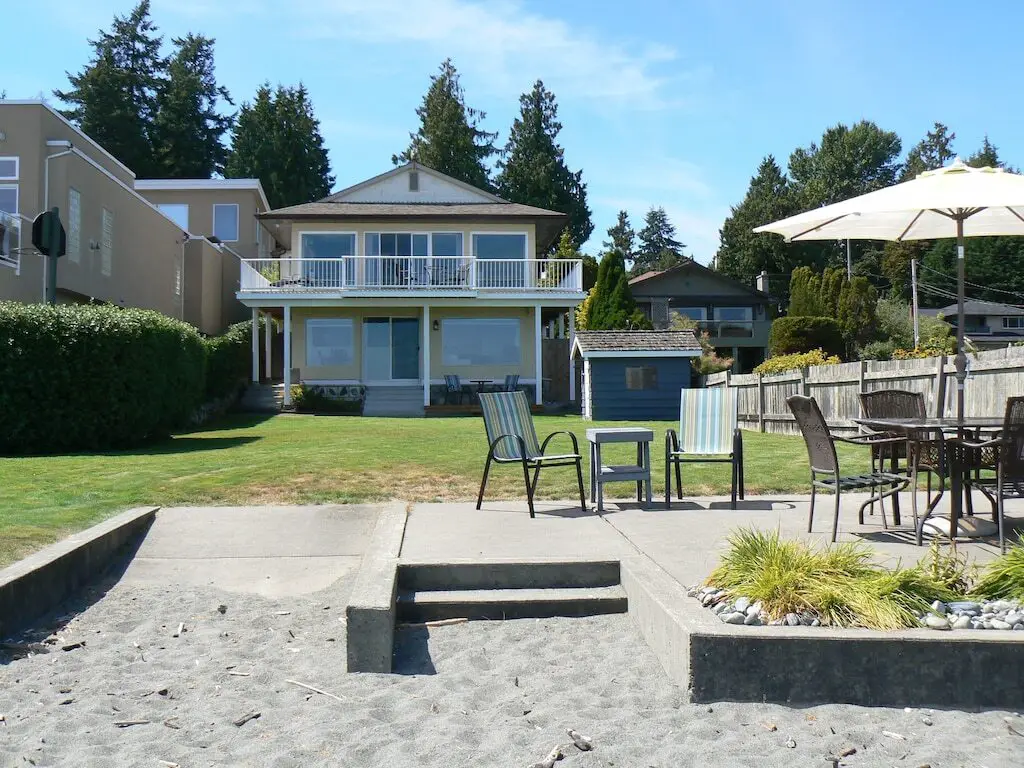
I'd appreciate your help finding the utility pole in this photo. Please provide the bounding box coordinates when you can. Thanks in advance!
[846,239,852,279]
[911,258,920,349]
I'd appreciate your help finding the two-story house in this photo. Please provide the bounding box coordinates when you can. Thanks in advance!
[0,100,271,335]
[238,162,584,416]
[628,261,773,372]
[921,300,1024,349]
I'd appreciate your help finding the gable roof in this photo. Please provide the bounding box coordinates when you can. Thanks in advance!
[326,161,506,204]
[628,259,770,300]
[935,300,1024,317]
[572,330,701,358]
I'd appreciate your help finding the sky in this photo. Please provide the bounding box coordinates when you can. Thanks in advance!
[6,0,1024,263]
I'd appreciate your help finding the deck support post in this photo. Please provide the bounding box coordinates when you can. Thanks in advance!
[568,308,576,402]
[534,304,543,405]
[264,313,272,380]
[251,308,259,383]
[422,304,431,408]
[283,305,292,407]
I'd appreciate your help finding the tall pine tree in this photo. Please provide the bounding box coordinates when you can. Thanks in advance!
[495,80,592,248]
[394,59,497,190]
[635,207,685,273]
[55,0,165,177]
[586,251,650,330]
[225,83,333,209]
[152,34,233,178]
[603,210,635,261]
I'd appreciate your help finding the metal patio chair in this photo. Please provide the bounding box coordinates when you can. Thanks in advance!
[443,374,468,405]
[787,394,910,542]
[502,374,520,392]
[477,390,586,518]
[665,388,744,509]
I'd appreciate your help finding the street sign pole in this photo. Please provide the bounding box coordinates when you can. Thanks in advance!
[32,207,66,305]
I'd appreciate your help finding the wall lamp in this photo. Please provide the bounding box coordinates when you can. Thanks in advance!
[432,319,440,331]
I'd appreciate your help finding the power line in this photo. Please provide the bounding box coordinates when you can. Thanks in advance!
[917,261,1024,302]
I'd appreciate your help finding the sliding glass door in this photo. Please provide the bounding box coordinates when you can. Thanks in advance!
[362,318,420,381]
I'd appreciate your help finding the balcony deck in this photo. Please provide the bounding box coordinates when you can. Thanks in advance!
[238,256,584,298]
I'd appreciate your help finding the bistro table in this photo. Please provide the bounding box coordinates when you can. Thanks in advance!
[470,380,492,400]
[852,416,1004,541]
[585,427,654,512]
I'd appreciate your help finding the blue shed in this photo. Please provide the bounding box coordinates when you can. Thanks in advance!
[572,330,701,421]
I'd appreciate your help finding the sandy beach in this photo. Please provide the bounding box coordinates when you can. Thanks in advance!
[1,567,1021,768]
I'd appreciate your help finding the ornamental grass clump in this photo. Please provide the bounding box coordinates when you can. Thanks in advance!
[707,528,954,630]
[971,538,1024,600]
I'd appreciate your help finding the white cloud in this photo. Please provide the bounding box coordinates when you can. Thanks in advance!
[291,0,686,109]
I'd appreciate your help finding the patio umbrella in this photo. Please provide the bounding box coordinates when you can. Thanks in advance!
[753,158,1024,424]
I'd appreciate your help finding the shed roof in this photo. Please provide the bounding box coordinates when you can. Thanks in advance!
[572,330,701,358]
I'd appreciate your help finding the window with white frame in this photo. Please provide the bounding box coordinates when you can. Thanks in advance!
[472,233,526,259]
[212,203,239,242]
[442,317,521,366]
[1003,316,1024,329]
[68,188,81,263]
[306,318,355,366]
[175,262,182,296]
[158,203,189,232]
[301,232,356,284]
[671,306,706,321]
[0,158,17,181]
[0,185,17,215]
[101,208,113,276]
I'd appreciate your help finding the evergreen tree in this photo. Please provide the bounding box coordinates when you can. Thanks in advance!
[635,207,685,273]
[967,135,1002,169]
[553,231,598,291]
[496,80,592,248]
[394,59,497,190]
[603,210,636,260]
[838,277,878,352]
[901,122,956,180]
[587,251,650,330]
[225,83,333,209]
[54,0,165,176]
[152,34,233,178]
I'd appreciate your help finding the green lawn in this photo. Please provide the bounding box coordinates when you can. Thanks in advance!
[0,413,871,567]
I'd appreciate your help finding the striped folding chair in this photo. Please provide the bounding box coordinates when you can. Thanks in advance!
[477,390,586,517]
[443,374,467,404]
[665,388,745,509]
[502,374,520,392]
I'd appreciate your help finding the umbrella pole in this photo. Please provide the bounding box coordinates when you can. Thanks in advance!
[954,216,967,427]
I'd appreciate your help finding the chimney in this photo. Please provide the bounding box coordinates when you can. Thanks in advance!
[756,270,769,295]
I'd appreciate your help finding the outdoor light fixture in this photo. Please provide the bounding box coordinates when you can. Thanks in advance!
[432,319,439,331]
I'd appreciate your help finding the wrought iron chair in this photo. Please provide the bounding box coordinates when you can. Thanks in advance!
[948,396,1024,553]
[787,395,910,542]
[443,374,468,405]
[665,388,744,509]
[477,391,586,518]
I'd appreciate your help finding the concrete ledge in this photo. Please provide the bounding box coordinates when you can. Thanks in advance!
[0,506,158,637]
[398,559,621,591]
[346,503,408,673]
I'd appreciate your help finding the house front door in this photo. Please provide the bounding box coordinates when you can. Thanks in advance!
[362,317,420,381]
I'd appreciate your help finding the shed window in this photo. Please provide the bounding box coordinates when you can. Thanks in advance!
[625,366,658,390]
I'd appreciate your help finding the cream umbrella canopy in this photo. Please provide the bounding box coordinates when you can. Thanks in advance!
[754,158,1024,423]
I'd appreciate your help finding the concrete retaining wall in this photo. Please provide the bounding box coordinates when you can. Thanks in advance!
[0,506,158,637]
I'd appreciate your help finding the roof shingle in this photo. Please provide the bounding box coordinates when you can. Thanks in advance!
[574,330,701,354]
[260,201,566,219]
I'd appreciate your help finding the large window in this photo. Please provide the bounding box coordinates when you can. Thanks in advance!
[301,232,356,285]
[473,233,527,288]
[306,318,355,366]
[212,203,239,242]
[713,306,753,338]
[101,208,113,277]
[159,203,190,232]
[68,188,81,263]
[1004,317,1024,329]
[0,158,17,181]
[0,185,17,215]
[442,318,521,366]
[671,306,706,321]
[472,233,526,259]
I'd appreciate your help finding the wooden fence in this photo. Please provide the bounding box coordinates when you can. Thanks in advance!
[705,346,1024,434]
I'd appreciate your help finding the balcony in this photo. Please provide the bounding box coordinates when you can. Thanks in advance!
[239,256,583,296]
[697,320,755,339]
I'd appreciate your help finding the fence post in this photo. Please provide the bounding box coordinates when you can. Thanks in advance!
[933,354,947,418]
[858,360,867,395]
[757,373,766,433]
[800,367,810,397]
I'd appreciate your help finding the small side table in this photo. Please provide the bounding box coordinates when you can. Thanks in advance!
[585,427,654,511]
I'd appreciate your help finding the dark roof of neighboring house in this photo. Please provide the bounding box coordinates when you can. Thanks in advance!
[573,330,701,356]
[627,260,770,300]
[932,300,1024,317]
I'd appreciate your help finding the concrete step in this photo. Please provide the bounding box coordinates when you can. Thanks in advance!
[396,585,627,622]
[398,560,621,591]
[363,386,424,417]
[238,383,284,413]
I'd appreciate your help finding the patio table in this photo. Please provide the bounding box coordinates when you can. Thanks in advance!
[586,427,653,512]
[852,416,1004,541]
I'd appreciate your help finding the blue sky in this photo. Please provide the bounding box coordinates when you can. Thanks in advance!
[7,0,1024,262]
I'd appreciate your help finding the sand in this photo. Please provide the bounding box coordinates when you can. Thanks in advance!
[1,572,1021,767]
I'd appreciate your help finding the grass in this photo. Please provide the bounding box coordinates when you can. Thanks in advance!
[0,413,870,567]
[972,538,1024,600]
[707,528,953,630]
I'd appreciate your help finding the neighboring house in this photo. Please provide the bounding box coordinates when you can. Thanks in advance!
[921,300,1024,349]
[629,262,773,373]
[572,330,701,421]
[0,100,271,335]
[237,162,584,415]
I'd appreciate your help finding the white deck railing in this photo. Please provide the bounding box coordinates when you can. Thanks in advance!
[239,256,583,293]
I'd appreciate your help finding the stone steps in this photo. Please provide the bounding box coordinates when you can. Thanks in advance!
[238,383,284,413]
[363,386,424,417]
[396,585,628,622]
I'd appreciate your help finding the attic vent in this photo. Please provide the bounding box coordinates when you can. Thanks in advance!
[408,171,419,191]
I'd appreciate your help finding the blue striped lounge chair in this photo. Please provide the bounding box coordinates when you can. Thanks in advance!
[444,374,467,404]
[502,373,520,392]
[477,390,586,517]
[665,388,745,509]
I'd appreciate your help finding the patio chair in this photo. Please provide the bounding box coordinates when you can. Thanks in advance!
[477,390,586,518]
[443,374,468,405]
[665,388,744,509]
[948,395,1024,553]
[787,394,910,542]
[502,374,520,392]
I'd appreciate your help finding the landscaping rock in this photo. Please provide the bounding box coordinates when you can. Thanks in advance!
[1013,623,1024,631]
[734,597,750,613]
[743,614,762,626]
[1004,612,1022,626]
[746,601,762,617]
[990,619,1012,630]
[990,600,1015,613]
[923,615,950,630]
[952,615,972,630]
[930,600,947,615]
[722,612,746,625]
[948,601,981,614]
[785,613,801,627]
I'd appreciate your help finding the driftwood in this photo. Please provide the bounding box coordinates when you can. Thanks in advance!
[114,719,150,728]
[158,761,179,767]
[163,718,181,730]
[567,729,593,751]
[172,623,184,638]
[529,745,562,768]
[285,679,344,702]
[397,617,469,630]
[882,730,906,741]
[227,670,251,677]
[233,710,261,727]
[61,641,85,652]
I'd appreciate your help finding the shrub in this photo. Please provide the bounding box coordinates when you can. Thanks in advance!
[859,339,897,361]
[753,348,840,376]
[706,528,953,630]
[971,538,1024,600]
[204,321,252,399]
[768,315,844,358]
[0,302,205,453]
[291,384,363,415]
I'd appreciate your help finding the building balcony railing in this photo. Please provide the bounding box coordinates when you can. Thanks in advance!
[697,320,755,339]
[239,256,584,294]
[0,212,23,273]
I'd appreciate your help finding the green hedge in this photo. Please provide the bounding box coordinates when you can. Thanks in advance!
[769,316,845,359]
[204,321,252,399]
[0,303,206,453]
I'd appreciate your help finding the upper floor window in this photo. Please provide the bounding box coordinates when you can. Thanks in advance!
[68,188,81,263]
[159,203,190,232]
[0,185,17,215]
[0,158,18,181]
[713,306,753,322]
[212,203,239,242]
[101,208,114,277]
[472,233,527,260]
[672,306,707,322]
[1003,317,1024,329]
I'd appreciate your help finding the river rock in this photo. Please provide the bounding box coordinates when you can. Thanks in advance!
[924,614,950,630]
[951,615,972,629]
[743,614,762,626]
[1004,612,1022,626]
[722,612,746,625]
[746,601,762,617]
[990,619,1012,630]
[1013,623,1024,631]
[734,597,750,613]
[930,600,947,614]
[990,600,1015,613]
[713,602,730,615]
[948,601,981,614]
[785,613,801,627]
